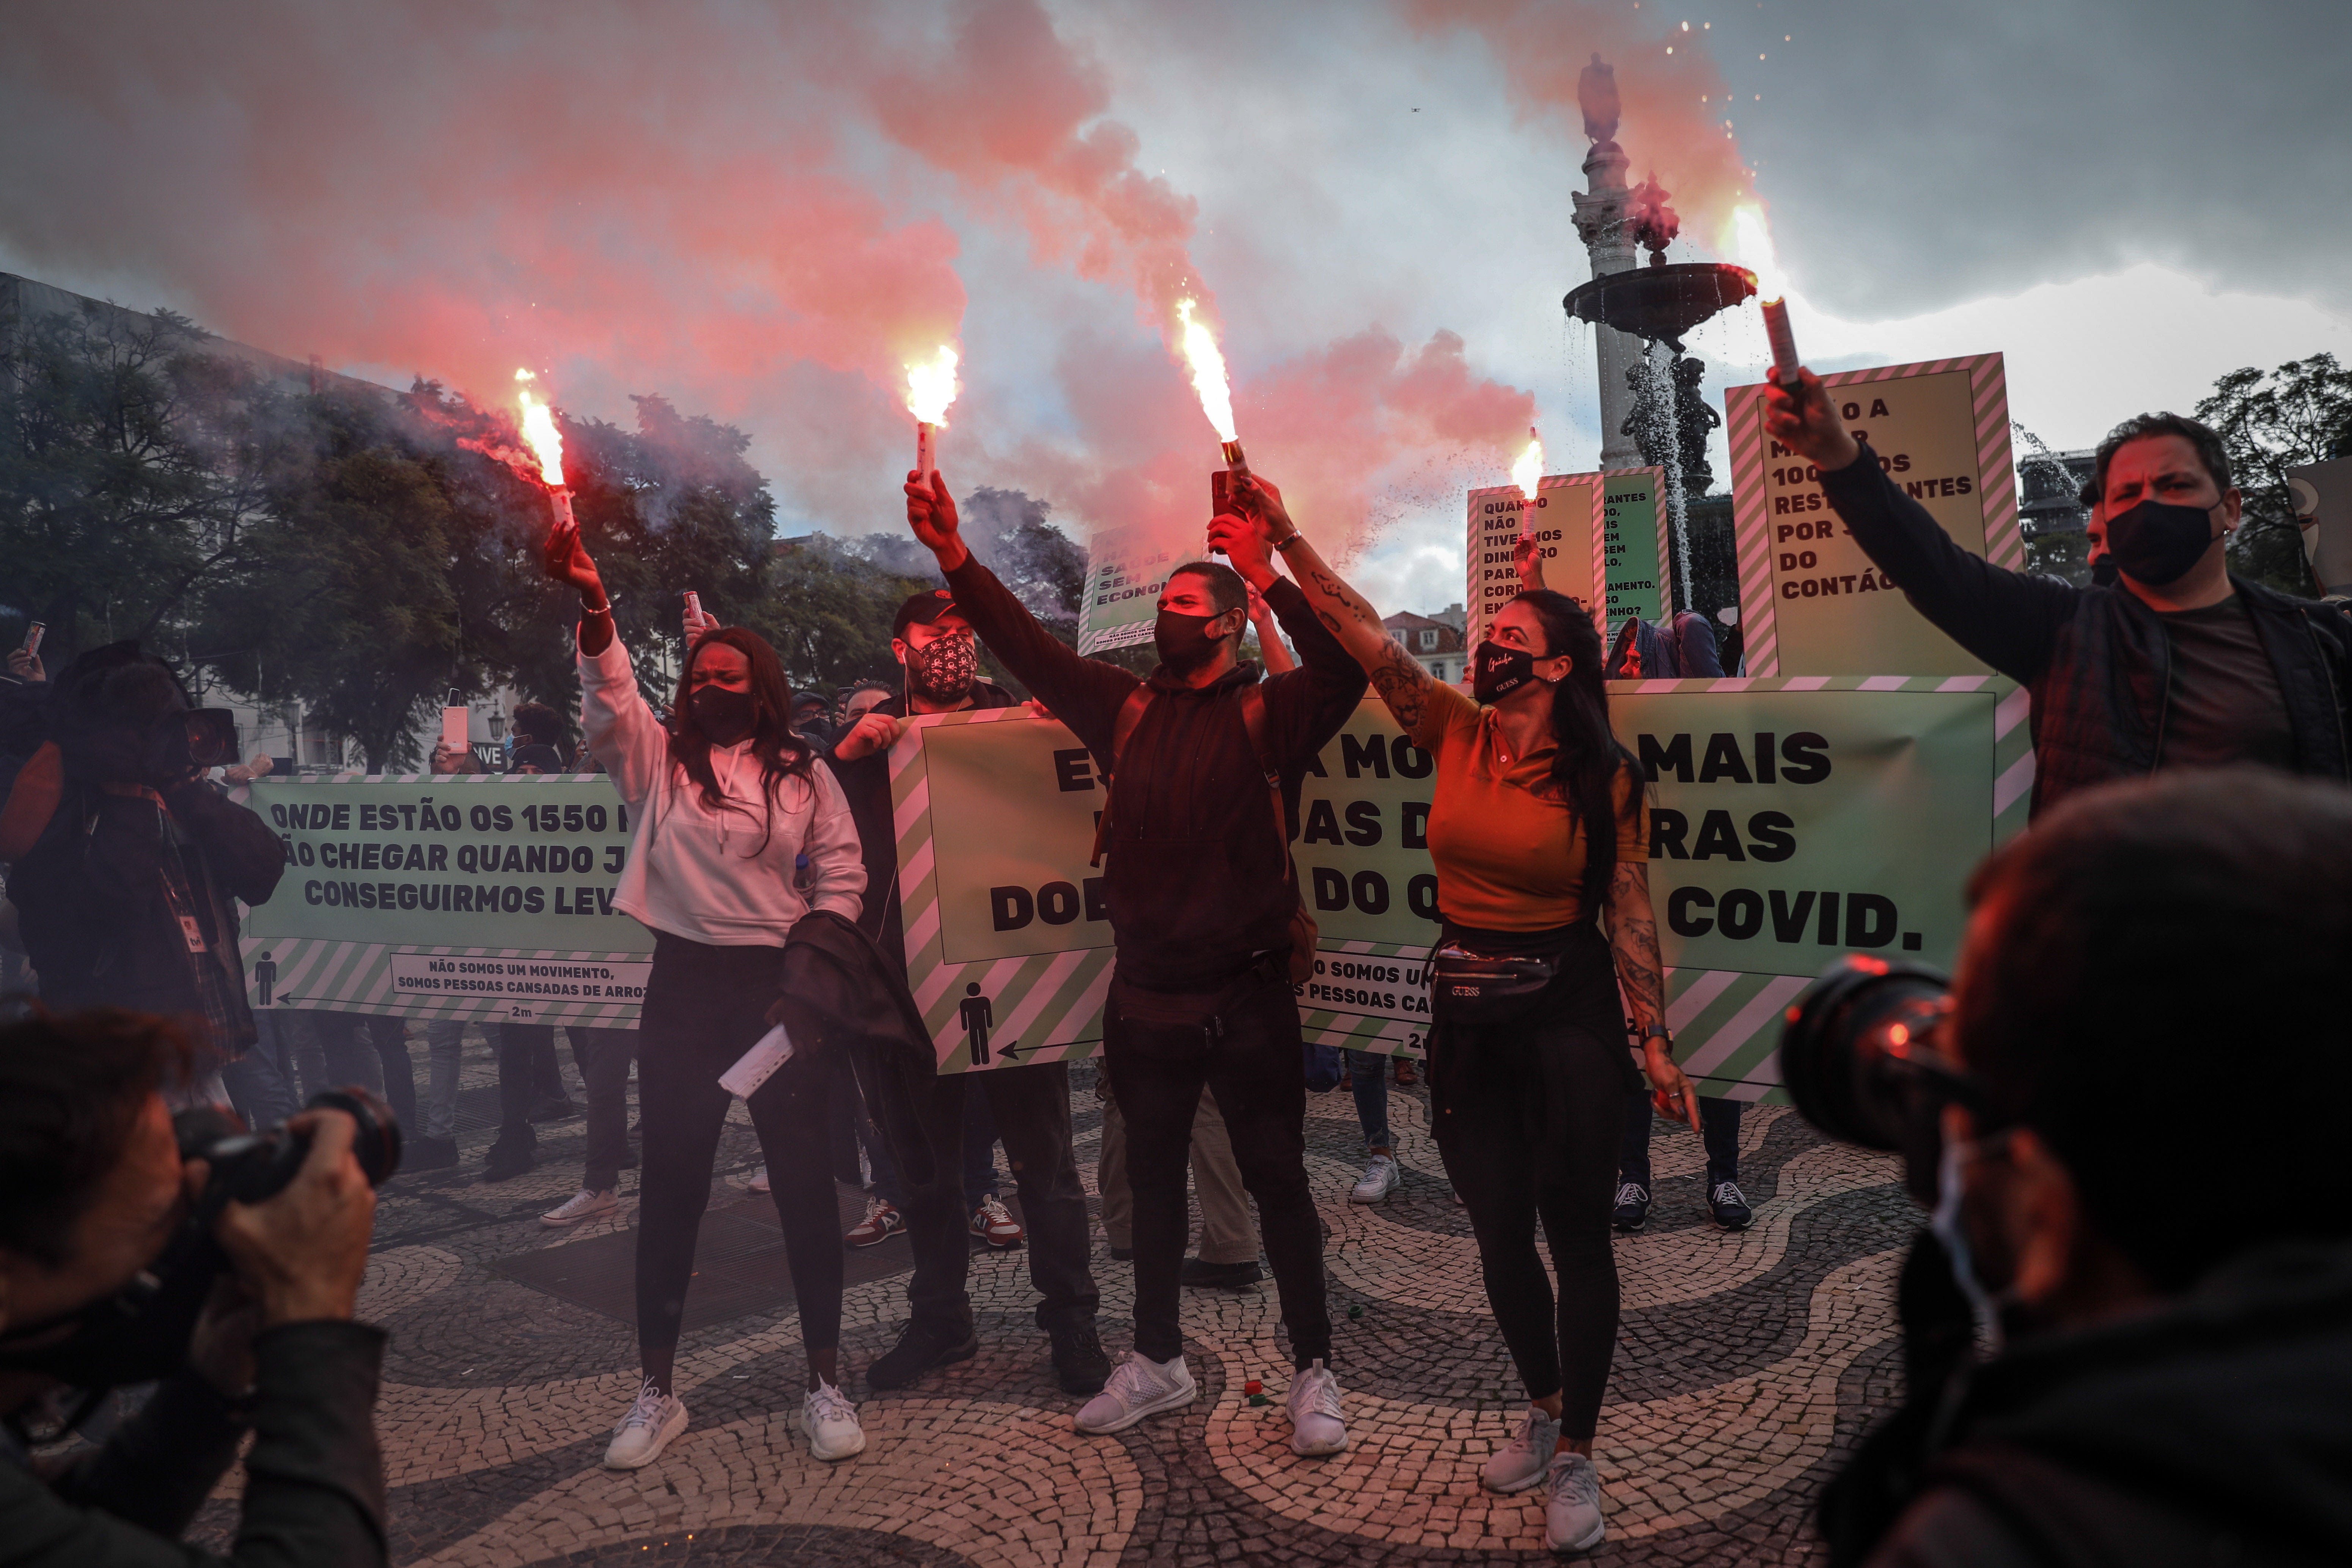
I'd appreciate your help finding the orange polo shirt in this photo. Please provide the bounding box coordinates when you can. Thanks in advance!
[1409,682,1646,931]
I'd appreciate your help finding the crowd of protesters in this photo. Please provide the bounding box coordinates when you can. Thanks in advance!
[3,389,2350,1565]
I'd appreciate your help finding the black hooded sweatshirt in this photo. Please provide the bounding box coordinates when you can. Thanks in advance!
[942,557,1366,991]
[1851,1238,2352,1568]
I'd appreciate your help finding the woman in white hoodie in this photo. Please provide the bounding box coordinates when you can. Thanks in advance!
[549,530,869,1471]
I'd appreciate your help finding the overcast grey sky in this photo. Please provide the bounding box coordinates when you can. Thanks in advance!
[5,0,2345,614]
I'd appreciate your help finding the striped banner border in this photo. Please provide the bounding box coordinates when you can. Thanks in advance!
[1724,352,2018,676]
[1465,472,1611,651]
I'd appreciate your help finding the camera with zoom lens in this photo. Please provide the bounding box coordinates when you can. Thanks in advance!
[0,1087,401,1391]
[1778,955,1994,1205]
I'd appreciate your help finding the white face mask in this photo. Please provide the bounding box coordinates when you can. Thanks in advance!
[1929,1133,2012,1356]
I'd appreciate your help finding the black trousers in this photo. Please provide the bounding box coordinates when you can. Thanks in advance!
[633,934,843,1360]
[1107,966,1329,1370]
[898,1060,1099,1337]
[571,1026,638,1191]
[1431,923,1632,1438]
[1620,1088,1743,1189]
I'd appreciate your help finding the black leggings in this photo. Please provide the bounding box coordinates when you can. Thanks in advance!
[634,933,842,1364]
[1430,922,1634,1438]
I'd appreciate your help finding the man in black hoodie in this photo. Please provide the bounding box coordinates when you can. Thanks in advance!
[824,588,1110,1399]
[904,467,1367,1453]
[1829,767,2352,1567]
[1764,376,2352,816]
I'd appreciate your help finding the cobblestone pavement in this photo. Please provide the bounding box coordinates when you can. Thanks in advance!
[197,1031,1916,1565]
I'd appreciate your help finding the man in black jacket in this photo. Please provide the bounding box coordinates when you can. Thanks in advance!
[1764,377,2352,814]
[823,588,1110,1398]
[904,467,1367,1455]
[8,646,288,1096]
[0,1006,388,1566]
[1828,768,2352,1568]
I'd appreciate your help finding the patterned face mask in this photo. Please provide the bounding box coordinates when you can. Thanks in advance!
[907,629,978,704]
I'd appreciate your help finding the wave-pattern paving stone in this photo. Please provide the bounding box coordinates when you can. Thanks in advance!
[190,1042,1916,1565]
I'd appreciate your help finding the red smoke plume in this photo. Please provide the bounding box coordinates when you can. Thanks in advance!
[0,0,1559,559]
[1406,0,1755,236]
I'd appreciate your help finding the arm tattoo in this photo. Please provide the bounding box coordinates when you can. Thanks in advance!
[1368,642,1432,734]
[1608,859,1667,1038]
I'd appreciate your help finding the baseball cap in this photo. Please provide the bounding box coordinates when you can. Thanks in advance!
[891,588,963,639]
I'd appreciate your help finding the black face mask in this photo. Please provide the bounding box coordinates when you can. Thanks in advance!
[2104,498,2220,587]
[1472,639,1539,704]
[2090,554,2121,588]
[1153,609,1231,675]
[688,686,756,745]
[906,631,978,705]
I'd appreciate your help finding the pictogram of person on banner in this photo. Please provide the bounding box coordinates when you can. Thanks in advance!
[959,982,994,1066]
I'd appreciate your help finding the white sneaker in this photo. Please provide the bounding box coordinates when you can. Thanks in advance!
[1286,1358,1347,1456]
[800,1379,866,1461]
[747,1165,770,1194]
[1073,1351,1196,1434]
[1481,1405,1562,1493]
[541,1187,618,1228]
[1544,1450,1606,1554]
[1349,1153,1400,1204]
[602,1379,687,1470]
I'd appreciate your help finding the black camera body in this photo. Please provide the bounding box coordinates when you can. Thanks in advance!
[0,1087,400,1391]
[1779,955,1990,1204]
[159,707,240,775]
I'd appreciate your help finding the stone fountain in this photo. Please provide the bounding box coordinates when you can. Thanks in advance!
[1562,55,1756,609]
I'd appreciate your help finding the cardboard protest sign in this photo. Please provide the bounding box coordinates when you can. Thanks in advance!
[1724,353,2021,676]
[1076,524,1175,655]
[888,680,2031,1097]
[1467,468,1670,651]
[234,774,651,1026]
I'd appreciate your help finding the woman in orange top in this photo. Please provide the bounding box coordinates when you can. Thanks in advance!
[1208,482,1698,1557]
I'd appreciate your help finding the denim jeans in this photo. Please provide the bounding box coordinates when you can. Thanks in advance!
[289,1011,385,1102]
[1345,1048,1392,1153]
[421,1020,467,1142]
[220,1024,302,1130]
[1618,1088,1744,1189]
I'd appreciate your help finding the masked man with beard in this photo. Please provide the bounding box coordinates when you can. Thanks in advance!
[902,467,1368,1455]
[824,589,1110,1397]
[1766,378,2352,815]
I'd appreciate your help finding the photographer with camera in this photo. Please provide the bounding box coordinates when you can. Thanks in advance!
[0,1007,389,1566]
[1782,767,2352,1566]
[5,645,286,1102]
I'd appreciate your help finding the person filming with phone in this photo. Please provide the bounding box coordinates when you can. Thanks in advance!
[0,1005,390,1567]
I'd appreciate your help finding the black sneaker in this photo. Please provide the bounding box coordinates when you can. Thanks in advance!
[482,1138,535,1182]
[528,1095,583,1123]
[405,1136,459,1172]
[618,1145,640,1171]
[865,1320,979,1392]
[1611,1181,1651,1232]
[1180,1257,1263,1290]
[1047,1321,1112,1395]
[1709,1181,1755,1231]
[1108,1245,1134,1261]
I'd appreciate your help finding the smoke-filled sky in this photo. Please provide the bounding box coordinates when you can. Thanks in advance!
[6,0,2347,615]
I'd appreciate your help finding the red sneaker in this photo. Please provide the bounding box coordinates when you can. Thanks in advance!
[969,1194,1025,1248]
[844,1197,905,1249]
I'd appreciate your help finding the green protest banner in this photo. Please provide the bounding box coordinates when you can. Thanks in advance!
[1601,469,1668,633]
[1076,523,1177,655]
[233,774,651,1027]
[1724,352,2021,677]
[888,678,2031,1096]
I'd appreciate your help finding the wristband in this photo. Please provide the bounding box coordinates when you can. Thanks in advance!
[581,596,613,617]
[1273,532,1304,552]
[1636,1025,1672,1048]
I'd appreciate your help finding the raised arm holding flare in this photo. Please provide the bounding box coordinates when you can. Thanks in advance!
[1213,475,1692,1555]
[905,465,1366,1457]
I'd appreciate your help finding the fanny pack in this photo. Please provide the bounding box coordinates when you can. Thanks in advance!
[1428,939,1563,1026]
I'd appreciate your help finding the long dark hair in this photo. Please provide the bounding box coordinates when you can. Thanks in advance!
[668,627,814,857]
[1512,590,1637,916]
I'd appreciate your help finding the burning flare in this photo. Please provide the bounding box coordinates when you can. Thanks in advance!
[514,369,566,489]
[904,344,960,426]
[1729,206,1787,301]
[1175,298,1237,444]
[1729,206,1802,381]
[1512,427,1544,505]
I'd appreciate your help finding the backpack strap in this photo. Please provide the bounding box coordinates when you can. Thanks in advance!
[1237,684,1294,887]
[1088,684,1157,867]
